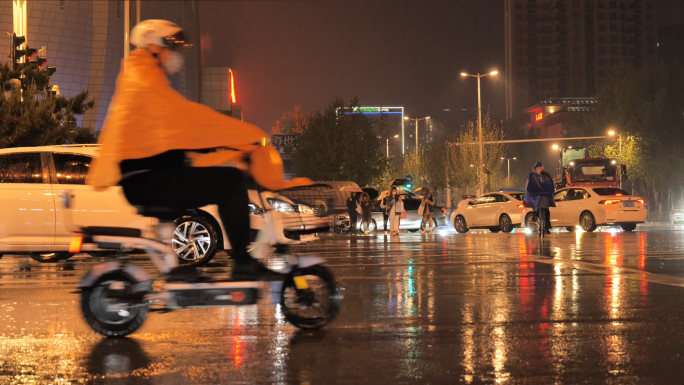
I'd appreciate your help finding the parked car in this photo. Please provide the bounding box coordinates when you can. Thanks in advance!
[0,145,325,265]
[451,190,526,233]
[671,202,684,224]
[521,187,646,232]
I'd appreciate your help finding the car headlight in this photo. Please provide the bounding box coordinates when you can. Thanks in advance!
[267,198,295,213]
[298,204,315,215]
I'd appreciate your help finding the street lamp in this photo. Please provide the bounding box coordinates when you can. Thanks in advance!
[501,156,516,184]
[382,134,400,158]
[461,70,499,195]
[608,129,621,155]
[404,116,431,156]
[552,144,559,150]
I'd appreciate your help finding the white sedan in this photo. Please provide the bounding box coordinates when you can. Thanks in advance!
[522,187,646,232]
[451,191,526,233]
[0,145,326,264]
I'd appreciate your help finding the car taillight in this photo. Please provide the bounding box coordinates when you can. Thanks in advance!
[599,199,621,205]
[638,199,645,204]
[518,204,524,209]
[440,207,446,213]
[69,235,83,253]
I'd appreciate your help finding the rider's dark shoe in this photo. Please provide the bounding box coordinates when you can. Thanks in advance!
[232,259,285,281]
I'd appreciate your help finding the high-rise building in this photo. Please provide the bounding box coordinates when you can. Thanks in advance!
[658,24,684,65]
[0,0,200,131]
[504,0,658,120]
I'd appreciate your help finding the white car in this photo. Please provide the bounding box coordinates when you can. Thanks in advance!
[451,191,526,233]
[521,186,646,232]
[0,145,326,264]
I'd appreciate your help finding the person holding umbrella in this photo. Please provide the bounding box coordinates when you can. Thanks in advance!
[387,187,405,236]
[418,188,436,234]
[359,192,373,235]
[341,186,364,235]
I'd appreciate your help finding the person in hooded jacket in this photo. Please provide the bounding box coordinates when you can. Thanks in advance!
[87,20,312,280]
[524,162,555,234]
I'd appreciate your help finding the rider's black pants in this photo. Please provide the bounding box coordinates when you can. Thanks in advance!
[119,167,252,263]
[539,208,551,229]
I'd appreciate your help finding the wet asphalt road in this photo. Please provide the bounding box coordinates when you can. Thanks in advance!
[4,226,684,384]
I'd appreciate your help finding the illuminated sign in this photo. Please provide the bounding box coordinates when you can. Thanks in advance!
[535,112,543,121]
[339,107,403,115]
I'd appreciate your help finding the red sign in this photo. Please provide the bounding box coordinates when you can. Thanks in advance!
[535,112,543,121]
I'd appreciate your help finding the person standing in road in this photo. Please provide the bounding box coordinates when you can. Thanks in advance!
[359,192,373,235]
[420,191,435,234]
[380,193,391,234]
[524,162,555,234]
[346,192,359,235]
[388,187,404,236]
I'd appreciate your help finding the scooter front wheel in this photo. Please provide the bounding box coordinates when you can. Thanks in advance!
[280,265,339,330]
[80,272,149,338]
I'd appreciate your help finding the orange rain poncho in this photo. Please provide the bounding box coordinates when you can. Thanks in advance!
[88,49,310,191]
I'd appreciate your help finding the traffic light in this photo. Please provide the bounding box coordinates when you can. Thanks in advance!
[404,181,413,189]
[10,33,26,69]
[35,47,47,68]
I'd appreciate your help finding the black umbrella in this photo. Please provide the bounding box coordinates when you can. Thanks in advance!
[362,187,379,200]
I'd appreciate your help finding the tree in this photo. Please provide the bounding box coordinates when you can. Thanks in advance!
[0,63,95,149]
[448,113,506,194]
[291,98,386,186]
[564,62,684,219]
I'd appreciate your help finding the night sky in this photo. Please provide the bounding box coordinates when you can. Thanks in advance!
[199,0,684,134]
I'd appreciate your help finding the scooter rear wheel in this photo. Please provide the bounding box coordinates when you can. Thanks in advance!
[80,272,149,338]
[280,265,339,330]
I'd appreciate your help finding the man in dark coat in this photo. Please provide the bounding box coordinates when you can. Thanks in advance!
[346,192,359,234]
[524,162,555,234]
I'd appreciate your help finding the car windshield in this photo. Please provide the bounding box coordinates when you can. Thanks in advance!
[569,160,617,182]
[508,193,524,201]
[592,188,631,196]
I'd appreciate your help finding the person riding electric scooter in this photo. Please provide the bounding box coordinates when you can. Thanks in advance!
[88,20,311,280]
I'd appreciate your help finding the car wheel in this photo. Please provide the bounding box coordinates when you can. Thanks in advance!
[525,213,539,233]
[580,211,597,232]
[620,223,637,232]
[489,227,501,233]
[420,218,438,231]
[454,215,469,233]
[29,252,73,263]
[172,216,218,266]
[565,226,576,232]
[499,214,514,233]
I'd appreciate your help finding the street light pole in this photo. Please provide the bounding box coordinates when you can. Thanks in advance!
[381,134,400,159]
[501,157,516,185]
[461,70,497,195]
[404,117,430,156]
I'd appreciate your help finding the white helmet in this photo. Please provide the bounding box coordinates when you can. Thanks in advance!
[130,19,187,50]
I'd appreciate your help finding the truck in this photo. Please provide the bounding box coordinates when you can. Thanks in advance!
[554,147,627,189]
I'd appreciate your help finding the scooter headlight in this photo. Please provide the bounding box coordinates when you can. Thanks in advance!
[267,198,296,213]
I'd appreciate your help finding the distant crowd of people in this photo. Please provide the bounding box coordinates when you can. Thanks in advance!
[345,187,435,236]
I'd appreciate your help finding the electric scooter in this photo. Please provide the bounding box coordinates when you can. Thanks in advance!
[65,191,340,337]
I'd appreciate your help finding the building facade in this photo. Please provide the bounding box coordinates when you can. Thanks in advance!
[504,0,657,120]
[524,97,595,138]
[658,24,684,65]
[0,0,200,130]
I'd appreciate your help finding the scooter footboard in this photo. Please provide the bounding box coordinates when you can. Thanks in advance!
[164,281,262,308]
